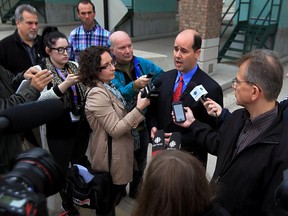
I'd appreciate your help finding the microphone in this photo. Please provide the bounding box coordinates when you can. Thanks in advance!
[275,169,288,211]
[190,85,208,102]
[152,130,165,157]
[167,132,181,150]
[0,99,64,134]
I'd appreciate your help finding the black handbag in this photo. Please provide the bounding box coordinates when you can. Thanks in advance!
[63,135,113,213]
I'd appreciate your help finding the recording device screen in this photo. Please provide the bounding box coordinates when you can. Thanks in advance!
[172,102,186,123]
[0,194,26,208]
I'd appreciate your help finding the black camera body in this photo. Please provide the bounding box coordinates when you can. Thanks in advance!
[141,82,160,98]
[0,148,62,216]
[0,179,47,216]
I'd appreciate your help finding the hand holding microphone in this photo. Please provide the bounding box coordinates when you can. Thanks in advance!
[203,99,223,117]
[190,85,218,117]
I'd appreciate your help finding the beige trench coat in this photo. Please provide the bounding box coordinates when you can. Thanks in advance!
[86,82,145,185]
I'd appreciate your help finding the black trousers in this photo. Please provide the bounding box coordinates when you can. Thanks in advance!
[129,128,149,197]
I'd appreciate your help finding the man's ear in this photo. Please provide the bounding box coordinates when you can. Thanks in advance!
[195,49,201,60]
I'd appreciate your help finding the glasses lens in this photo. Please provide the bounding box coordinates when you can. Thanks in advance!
[66,46,72,53]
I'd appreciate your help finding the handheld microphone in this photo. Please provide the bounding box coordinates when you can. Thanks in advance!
[190,85,208,102]
[152,130,165,157]
[167,132,181,150]
[0,99,64,134]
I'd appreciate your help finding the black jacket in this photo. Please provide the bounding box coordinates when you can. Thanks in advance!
[146,67,223,163]
[0,65,40,174]
[189,105,288,216]
[0,30,43,75]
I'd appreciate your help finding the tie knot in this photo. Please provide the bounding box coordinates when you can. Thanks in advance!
[179,75,183,82]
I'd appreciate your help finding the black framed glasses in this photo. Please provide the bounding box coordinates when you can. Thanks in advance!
[100,60,117,70]
[50,46,72,54]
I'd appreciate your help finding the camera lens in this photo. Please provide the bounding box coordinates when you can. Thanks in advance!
[5,147,63,197]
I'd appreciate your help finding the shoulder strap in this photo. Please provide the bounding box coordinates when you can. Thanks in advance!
[108,135,112,173]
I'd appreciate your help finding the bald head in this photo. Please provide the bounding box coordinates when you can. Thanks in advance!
[109,31,133,64]
[109,31,131,48]
[176,29,202,51]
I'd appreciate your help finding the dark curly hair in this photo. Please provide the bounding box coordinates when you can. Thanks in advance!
[78,46,110,87]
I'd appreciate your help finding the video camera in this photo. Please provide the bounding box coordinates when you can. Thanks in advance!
[0,147,62,216]
[0,99,65,215]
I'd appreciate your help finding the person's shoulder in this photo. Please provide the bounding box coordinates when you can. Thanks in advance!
[0,32,15,44]
[69,25,83,35]
[196,68,221,87]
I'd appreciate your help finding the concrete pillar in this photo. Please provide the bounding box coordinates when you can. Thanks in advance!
[179,0,223,74]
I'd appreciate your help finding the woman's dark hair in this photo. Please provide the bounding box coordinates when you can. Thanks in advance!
[78,46,110,87]
[41,26,68,57]
[132,150,213,216]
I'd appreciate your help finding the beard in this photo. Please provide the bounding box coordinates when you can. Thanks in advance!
[28,31,37,40]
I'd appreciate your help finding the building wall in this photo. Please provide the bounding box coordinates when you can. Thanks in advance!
[45,0,78,23]
[118,0,178,37]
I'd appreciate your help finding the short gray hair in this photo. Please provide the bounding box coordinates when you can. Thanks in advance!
[238,49,283,101]
[15,4,37,22]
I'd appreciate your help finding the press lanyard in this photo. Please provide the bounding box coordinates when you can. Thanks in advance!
[133,57,142,79]
[55,67,78,106]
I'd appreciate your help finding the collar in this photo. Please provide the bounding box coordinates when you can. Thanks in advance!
[175,64,198,85]
[82,20,99,33]
[244,104,278,128]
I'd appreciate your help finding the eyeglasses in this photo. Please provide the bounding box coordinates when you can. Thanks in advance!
[50,46,72,54]
[100,60,117,70]
[232,77,262,92]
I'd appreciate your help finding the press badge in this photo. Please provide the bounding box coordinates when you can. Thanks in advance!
[70,112,80,122]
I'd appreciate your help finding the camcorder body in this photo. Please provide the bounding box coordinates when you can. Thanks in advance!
[0,148,62,216]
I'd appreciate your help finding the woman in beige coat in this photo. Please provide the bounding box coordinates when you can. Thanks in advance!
[78,46,150,216]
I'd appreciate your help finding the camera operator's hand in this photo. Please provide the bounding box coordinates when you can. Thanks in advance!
[133,75,151,90]
[30,69,53,92]
[58,74,79,94]
[203,98,222,117]
[172,107,195,128]
[136,91,150,111]
[24,66,44,79]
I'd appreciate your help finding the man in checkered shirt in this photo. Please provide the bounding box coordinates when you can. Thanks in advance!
[69,0,110,62]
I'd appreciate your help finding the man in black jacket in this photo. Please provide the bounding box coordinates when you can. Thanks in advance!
[0,65,52,174]
[174,49,288,216]
[146,29,223,165]
[0,4,43,75]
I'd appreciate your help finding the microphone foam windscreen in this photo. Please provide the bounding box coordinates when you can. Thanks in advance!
[167,132,181,150]
[152,130,165,157]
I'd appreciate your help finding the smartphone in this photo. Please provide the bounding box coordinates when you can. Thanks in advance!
[16,79,31,93]
[172,102,186,123]
[146,73,153,78]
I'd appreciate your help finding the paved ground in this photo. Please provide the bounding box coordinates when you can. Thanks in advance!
[1,23,288,216]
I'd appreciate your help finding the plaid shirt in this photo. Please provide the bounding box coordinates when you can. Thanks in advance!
[68,22,111,62]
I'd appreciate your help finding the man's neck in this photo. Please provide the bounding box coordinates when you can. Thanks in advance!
[83,21,96,31]
[247,100,277,119]
[18,31,34,47]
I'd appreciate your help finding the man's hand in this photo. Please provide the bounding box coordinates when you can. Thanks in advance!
[172,107,195,128]
[24,66,42,79]
[30,70,53,92]
[203,98,222,117]
[133,75,151,90]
